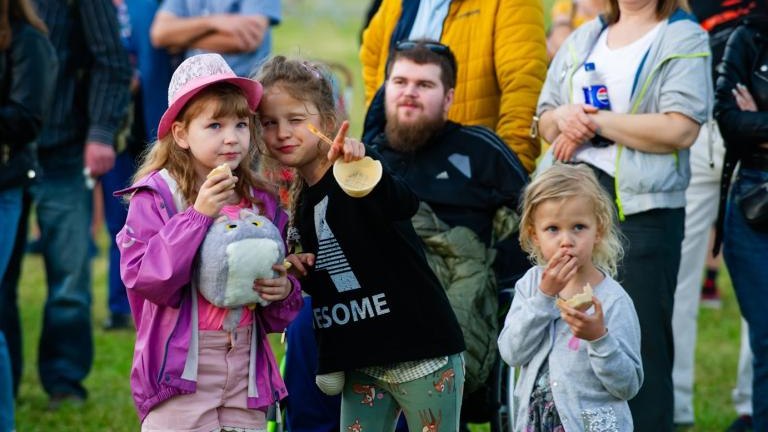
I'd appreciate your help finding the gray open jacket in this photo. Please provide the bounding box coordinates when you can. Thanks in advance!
[498,267,643,432]
[536,9,711,219]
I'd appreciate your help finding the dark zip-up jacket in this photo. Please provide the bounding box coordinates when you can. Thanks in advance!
[35,0,131,176]
[0,22,56,190]
[713,16,768,252]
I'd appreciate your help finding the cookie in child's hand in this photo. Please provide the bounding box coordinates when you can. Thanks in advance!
[207,164,235,189]
[556,282,594,312]
[207,163,232,179]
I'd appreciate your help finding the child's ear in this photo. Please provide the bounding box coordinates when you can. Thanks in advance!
[528,225,540,247]
[172,121,189,149]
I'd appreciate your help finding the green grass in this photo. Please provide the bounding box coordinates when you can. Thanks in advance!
[12,1,746,430]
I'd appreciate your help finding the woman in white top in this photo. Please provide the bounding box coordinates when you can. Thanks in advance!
[533,0,710,429]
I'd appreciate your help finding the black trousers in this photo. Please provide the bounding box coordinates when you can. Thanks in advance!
[588,165,684,432]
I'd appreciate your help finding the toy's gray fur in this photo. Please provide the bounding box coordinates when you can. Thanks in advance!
[195,208,285,329]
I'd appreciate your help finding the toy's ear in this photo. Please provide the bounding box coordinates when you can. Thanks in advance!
[215,214,229,224]
[239,208,258,220]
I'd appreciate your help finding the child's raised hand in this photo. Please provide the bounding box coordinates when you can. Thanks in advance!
[327,121,366,163]
[559,296,607,341]
[253,262,293,302]
[193,173,238,217]
[539,248,578,297]
[285,253,315,278]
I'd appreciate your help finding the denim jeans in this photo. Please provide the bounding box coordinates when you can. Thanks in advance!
[0,191,28,395]
[100,151,133,316]
[0,187,22,432]
[0,332,13,432]
[723,167,768,431]
[285,297,342,432]
[0,173,93,399]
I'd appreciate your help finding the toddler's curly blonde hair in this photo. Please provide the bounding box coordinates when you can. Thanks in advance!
[519,164,624,276]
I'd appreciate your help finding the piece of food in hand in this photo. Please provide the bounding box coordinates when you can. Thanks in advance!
[207,163,233,179]
[207,164,235,189]
[332,156,382,198]
[556,282,594,312]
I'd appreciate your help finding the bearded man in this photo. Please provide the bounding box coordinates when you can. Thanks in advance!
[376,40,527,271]
[374,39,530,425]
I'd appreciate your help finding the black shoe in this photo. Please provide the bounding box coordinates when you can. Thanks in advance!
[726,415,753,432]
[102,313,132,330]
[48,393,85,411]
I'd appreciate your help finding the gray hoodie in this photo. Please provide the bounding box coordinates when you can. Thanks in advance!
[498,266,643,432]
[536,9,711,219]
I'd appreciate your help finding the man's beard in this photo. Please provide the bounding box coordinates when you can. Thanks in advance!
[385,108,445,153]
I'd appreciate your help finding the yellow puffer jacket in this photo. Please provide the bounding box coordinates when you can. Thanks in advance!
[360,0,548,172]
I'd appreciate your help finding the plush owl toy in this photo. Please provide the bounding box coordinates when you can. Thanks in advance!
[195,208,285,330]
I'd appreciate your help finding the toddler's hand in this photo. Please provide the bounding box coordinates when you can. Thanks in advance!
[539,248,577,297]
[254,263,293,302]
[327,121,366,163]
[193,173,238,217]
[285,253,315,277]
[560,296,607,341]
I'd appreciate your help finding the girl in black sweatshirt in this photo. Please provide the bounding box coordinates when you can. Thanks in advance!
[255,56,465,431]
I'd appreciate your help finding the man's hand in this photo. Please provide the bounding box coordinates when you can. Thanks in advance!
[84,142,116,177]
[208,14,268,52]
[560,296,607,341]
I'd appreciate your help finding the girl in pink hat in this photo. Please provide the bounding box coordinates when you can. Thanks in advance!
[115,53,303,431]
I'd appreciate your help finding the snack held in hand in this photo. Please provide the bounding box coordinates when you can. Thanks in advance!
[332,156,383,198]
[557,282,594,311]
[207,163,233,180]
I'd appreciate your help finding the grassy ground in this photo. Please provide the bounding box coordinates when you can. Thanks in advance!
[12,1,745,431]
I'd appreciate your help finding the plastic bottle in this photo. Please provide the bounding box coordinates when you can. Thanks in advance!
[581,62,614,147]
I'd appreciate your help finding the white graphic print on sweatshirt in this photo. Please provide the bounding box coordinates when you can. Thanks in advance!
[314,196,361,292]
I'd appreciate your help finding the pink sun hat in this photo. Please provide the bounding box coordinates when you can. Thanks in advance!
[157,53,263,139]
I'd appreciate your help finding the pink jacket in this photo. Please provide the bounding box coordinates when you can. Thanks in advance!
[116,170,302,421]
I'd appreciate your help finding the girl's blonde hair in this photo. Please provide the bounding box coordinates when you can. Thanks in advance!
[519,164,624,276]
[253,56,343,249]
[133,83,275,210]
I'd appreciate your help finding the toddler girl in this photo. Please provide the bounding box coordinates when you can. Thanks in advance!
[255,56,466,431]
[116,53,302,432]
[498,163,643,431]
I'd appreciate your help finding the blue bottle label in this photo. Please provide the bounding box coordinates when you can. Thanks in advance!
[582,85,611,110]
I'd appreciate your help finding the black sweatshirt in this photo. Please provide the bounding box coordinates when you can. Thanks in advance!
[297,152,465,374]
